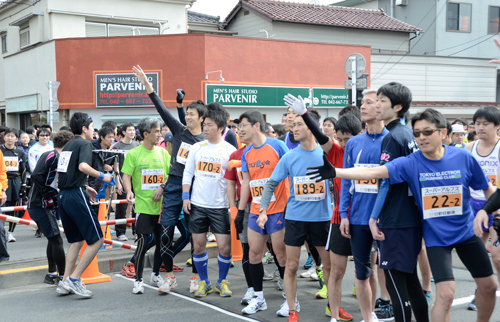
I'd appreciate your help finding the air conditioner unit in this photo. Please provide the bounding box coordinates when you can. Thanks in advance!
[396,0,408,6]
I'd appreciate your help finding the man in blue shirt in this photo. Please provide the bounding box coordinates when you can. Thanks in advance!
[307,108,498,322]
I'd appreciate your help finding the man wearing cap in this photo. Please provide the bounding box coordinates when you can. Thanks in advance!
[162,132,174,155]
[450,124,467,148]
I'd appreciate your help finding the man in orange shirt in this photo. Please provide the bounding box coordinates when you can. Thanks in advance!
[0,150,10,261]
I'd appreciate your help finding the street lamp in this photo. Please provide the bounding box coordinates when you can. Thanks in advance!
[205,70,224,83]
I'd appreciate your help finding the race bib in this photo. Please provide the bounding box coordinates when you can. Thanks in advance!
[422,185,462,220]
[236,167,244,184]
[487,174,497,187]
[176,142,192,165]
[293,176,326,201]
[250,178,276,204]
[354,163,378,193]
[196,157,222,179]
[141,169,164,190]
[4,156,18,172]
[56,151,72,173]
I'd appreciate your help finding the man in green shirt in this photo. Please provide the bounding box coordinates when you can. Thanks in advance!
[122,117,171,294]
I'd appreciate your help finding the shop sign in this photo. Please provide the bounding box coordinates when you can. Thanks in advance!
[96,73,159,107]
[205,84,348,108]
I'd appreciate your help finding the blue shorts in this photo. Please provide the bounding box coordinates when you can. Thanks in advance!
[58,187,103,245]
[378,227,422,274]
[29,208,60,239]
[248,212,285,235]
[350,224,374,281]
[470,198,494,232]
[160,175,188,227]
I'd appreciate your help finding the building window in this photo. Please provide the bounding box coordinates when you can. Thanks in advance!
[447,2,472,32]
[86,22,159,38]
[20,27,30,47]
[1,35,6,53]
[86,22,107,37]
[489,6,500,34]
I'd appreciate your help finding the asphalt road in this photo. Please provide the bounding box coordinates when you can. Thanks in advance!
[2,222,500,322]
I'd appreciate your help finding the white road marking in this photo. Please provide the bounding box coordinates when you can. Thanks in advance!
[115,274,258,321]
[452,291,500,306]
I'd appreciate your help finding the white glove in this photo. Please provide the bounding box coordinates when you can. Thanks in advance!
[284,94,307,115]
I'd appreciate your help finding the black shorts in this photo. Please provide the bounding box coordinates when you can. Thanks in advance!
[327,223,352,256]
[378,227,422,274]
[189,204,230,235]
[426,236,493,283]
[284,220,329,247]
[58,187,103,245]
[136,213,160,235]
[6,177,21,201]
[28,208,60,239]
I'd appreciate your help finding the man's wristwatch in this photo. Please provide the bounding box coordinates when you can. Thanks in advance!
[160,183,165,189]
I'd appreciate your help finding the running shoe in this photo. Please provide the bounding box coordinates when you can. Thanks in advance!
[276,298,300,317]
[339,307,353,321]
[288,310,299,322]
[304,255,313,269]
[133,279,144,294]
[423,289,432,304]
[262,252,275,264]
[173,263,183,272]
[348,256,354,261]
[263,269,274,281]
[374,298,390,311]
[207,232,216,242]
[242,296,267,314]
[314,267,324,283]
[360,312,380,322]
[375,305,394,321]
[121,262,136,278]
[194,280,213,297]
[61,278,93,298]
[215,279,232,297]
[117,234,128,241]
[241,287,255,305]
[186,258,193,267]
[56,281,71,295]
[158,276,177,293]
[150,272,164,288]
[468,297,477,311]
[7,232,15,242]
[316,285,328,299]
[230,261,235,268]
[190,277,200,293]
[352,285,356,296]
[277,277,285,291]
[299,265,316,278]
[34,230,42,238]
[44,273,60,285]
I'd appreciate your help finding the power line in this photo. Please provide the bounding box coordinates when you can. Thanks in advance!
[447,34,496,56]
[425,34,491,54]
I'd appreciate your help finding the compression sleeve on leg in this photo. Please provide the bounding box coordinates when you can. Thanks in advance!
[482,188,500,214]
[302,111,329,145]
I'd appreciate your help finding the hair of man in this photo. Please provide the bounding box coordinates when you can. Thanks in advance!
[137,117,162,138]
[205,102,227,132]
[70,112,93,135]
[40,124,52,132]
[272,124,286,137]
[307,108,321,124]
[377,82,412,118]
[4,128,18,138]
[336,114,362,136]
[239,110,266,133]
[98,126,115,140]
[36,127,51,138]
[102,120,117,130]
[53,130,75,149]
[59,126,70,132]
[411,108,447,130]
[185,100,207,119]
[473,106,500,126]
[323,116,337,128]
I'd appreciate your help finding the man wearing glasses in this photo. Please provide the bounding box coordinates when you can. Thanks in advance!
[28,127,53,173]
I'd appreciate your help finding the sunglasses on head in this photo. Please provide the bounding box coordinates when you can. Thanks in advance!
[413,128,441,137]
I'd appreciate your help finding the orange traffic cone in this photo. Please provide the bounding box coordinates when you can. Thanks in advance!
[80,199,111,284]
[230,207,243,262]
[22,209,32,220]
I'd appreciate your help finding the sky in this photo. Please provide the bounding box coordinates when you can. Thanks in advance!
[189,0,339,21]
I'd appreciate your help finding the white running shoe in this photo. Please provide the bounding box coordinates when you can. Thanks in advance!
[56,281,71,295]
[133,280,144,294]
[189,277,200,293]
[263,269,273,281]
[158,276,177,293]
[310,270,319,281]
[361,312,380,322]
[299,265,316,278]
[7,232,15,243]
[117,234,128,241]
[207,232,216,242]
[242,297,267,314]
[241,287,255,305]
[61,278,92,298]
[276,298,300,317]
[150,273,164,288]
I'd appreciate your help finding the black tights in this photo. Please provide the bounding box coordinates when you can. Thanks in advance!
[242,243,252,287]
[385,268,429,322]
[46,234,65,275]
[160,220,197,274]
[267,242,285,279]
[133,224,162,281]
[305,237,322,266]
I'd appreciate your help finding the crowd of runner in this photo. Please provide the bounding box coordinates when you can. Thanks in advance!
[1,35,500,322]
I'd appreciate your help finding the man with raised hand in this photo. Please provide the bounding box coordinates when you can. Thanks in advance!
[259,106,331,322]
[133,66,204,293]
[308,108,498,322]
[122,117,170,294]
[286,96,361,322]
[182,103,236,298]
[57,112,113,298]
[237,110,289,316]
